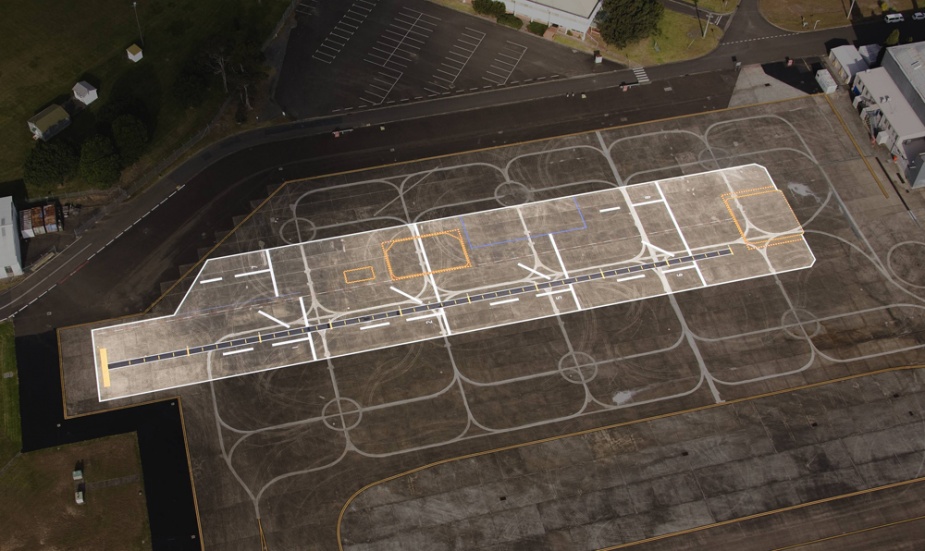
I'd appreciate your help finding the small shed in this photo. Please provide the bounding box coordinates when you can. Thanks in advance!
[127,44,143,63]
[72,81,98,105]
[27,105,70,141]
[816,69,838,94]
[858,44,882,68]
[0,197,23,279]
[828,45,868,85]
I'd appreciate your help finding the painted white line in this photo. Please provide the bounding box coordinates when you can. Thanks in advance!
[641,241,675,258]
[234,269,270,278]
[272,336,312,347]
[489,297,520,306]
[617,274,646,283]
[599,206,622,213]
[299,296,309,327]
[390,286,424,304]
[569,285,582,310]
[360,322,390,330]
[258,310,291,329]
[536,288,571,298]
[222,347,253,357]
[549,234,570,278]
[632,199,665,207]
[655,181,706,287]
[662,264,696,274]
[405,312,440,322]
[199,277,223,285]
[517,263,552,279]
[307,332,318,361]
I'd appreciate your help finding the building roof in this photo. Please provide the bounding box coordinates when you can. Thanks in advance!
[0,197,12,229]
[830,45,868,75]
[126,44,142,56]
[72,81,96,98]
[528,0,601,18]
[858,67,925,139]
[27,105,69,133]
[885,42,925,103]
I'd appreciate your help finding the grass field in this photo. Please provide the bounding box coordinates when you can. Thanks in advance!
[0,321,20,467]
[675,0,736,14]
[759,0,915,30]
[0,433,150,551]
[556,10,722,67]
[0,0,290,195]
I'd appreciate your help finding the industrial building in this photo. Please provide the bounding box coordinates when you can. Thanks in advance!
[0,197,23,279]
[505,0,602,38]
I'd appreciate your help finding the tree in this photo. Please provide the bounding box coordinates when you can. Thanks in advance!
[79,135,121,187]
[596,0,664,48]
[111,114,149,164]
[22,141,78,190]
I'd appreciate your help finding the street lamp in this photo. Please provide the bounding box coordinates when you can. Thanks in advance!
[847,0,857,20]
[132,1,144,46]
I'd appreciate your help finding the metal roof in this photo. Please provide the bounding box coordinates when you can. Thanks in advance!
[27,104,69,133]
[886,42,925,103]
[857,67,925,139]
[527,0,601,18]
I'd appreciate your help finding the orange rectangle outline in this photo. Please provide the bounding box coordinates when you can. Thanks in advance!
[722,189,804,250]
[381,229,472,281]
[343,265,376,284]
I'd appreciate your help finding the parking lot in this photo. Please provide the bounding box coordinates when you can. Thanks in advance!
[275,0,621,116]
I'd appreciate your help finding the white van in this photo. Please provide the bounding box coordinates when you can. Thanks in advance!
[885,13,904,23]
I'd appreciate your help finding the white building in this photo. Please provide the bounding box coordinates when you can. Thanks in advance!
[127,44,143,63]
[72,81,98,106]
[0,197,23,279]
[828,45,868,85]
[505,0,602,38]
[853,67,925,170]
[27,104,70,141]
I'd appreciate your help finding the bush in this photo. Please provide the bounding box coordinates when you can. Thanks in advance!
[79,135,121,187]
[22,141,78,190]
[473,0,506,16]
[497,13,523,29]
[111,114,149,164]
[527,22,548,35]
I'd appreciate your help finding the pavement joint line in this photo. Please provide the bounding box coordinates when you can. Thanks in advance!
[334,365,925,551]
[103,249,730,370]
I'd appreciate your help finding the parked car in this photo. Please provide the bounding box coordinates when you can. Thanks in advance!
[914,11,925,20]
[885,13,905,23]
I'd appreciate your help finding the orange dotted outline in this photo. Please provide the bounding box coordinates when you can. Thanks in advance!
[343,266,376,284]
[722,189,804,250]
[381,229,472,281]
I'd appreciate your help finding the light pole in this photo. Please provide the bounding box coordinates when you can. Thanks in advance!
[132,1,144,46]
[847,0,857,20]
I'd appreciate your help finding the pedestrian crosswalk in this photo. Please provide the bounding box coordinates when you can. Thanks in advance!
[633,67,650,85]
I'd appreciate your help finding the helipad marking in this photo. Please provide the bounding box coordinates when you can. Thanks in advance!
[641,241,675,258]
[517,263,552,279]
[223,347,253,356]
[258,310,291,329]
[360,322,391,330]
[199,277,223,284]
[390,286,424,304]
[599,206,622,213]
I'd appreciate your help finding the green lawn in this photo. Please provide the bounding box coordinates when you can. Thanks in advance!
[675,0,736,14]
[759,0,915,31]
[0,433,150,551]
[557,10,722,66]
[0,0,289,195]
[0,321,19,467]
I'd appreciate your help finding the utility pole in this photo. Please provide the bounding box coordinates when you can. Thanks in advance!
[847,0,857,20]
[132,1,144,46]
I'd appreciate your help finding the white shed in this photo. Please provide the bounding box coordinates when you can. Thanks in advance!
[816,69,838,94]
[828,45,868,85]
[0,197,23,279]
[127,44,143,63]
[72,81,98,105]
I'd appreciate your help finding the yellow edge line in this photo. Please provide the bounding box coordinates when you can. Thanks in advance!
[335,364,925,550]
[771,511,925,551]
[99,347,110,388]
[823,92,889,199]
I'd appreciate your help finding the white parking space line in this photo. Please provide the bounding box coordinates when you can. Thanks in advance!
[390,286,424,304]
[518,263,552,279]
[199,277,223,285]
[428,28,485,91]
[222,347,253,357]
[632,199,665,207]
[483,41,527,85]
[489,297,520,306]
[258,310,291,329]
[360,322,391,330]
[599,206,622,213]
[313,0,377,64]
[361,6,437,104]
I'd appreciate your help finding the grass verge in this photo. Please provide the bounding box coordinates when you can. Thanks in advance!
[0,0,289,195]
[556,11,722,67]
[675,0,736,14]
[0,433,150,551]
[759,0,915,31]
[0,321,19,467]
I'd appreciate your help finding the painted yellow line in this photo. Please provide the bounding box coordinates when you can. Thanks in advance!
[824,93,889,199]
[99,348,110,388]
[335,364,925,550]
[771,511,925,551]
